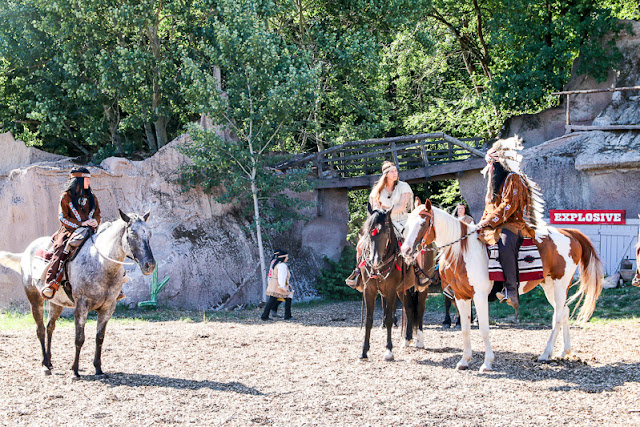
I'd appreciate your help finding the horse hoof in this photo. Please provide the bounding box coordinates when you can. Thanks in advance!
[416,341,425,349]
[71,375,82,381]
[479,364,493,373]
[401,339,412,348]
[537,355,550,362]
[383,350,394,361]
[456,363,469,371]
[442,323,451,329]
[42,368,52,376]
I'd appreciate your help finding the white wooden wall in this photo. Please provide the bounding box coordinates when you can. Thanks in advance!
[548,219,639,276]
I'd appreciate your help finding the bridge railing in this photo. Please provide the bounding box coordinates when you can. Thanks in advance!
[277,133,488,181]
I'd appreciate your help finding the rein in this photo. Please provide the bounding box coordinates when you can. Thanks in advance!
[90,233,136,266]
[416,228,478,253]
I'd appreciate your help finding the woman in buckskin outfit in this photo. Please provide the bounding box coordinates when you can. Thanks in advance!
[345,161,432,291]
[261,249,294,321]
[42,167,101,299]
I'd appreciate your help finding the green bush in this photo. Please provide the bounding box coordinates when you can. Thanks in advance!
[315,245,361,301]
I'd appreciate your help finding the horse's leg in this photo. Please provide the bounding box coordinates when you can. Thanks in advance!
[539,279,560,361]
[382,291,397,361]
[442,295,452,328]
[44,303,64,372]
[559,277,573,358]
[71,299,90,378]
[94,302,117,376]
[401,290,415,348]
[25,289,48,373]
[361,286,377,359]
[473,291,494,372]
[455,298,473,370]
[415,289,428,349]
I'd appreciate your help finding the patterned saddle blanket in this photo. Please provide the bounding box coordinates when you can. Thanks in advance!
[487,238,544,282]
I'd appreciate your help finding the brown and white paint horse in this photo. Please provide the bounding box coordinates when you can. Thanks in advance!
[401,200,604,372]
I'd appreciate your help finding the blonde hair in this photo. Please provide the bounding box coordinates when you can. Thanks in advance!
[371,161,398,206]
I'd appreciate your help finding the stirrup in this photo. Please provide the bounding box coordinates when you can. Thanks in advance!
[116,291,126,301]
[42,285,56,300]
[345,269,360,288]
[442,285,455,300]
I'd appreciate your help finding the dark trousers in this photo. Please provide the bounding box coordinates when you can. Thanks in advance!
[45,232,70,287]
[261,296,292,320]
[497,229,524,295]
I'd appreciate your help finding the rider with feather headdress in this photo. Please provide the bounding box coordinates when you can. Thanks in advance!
[476,136,546,312]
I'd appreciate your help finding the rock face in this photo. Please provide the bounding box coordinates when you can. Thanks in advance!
[502,20,640,148]
[0,134,335,309]
[462,20,640,219]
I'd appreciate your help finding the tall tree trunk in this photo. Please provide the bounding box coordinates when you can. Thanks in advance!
[144,122,158,152]
[154,116,168,148]
[250,166,268,301]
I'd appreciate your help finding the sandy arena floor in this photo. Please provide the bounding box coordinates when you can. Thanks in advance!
[1,301,640,426]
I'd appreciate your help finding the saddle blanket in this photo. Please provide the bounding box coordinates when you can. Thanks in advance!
[488,238,544,282]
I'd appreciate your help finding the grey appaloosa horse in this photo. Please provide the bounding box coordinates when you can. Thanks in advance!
[0,210,155,378]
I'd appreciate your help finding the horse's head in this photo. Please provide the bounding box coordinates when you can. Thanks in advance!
[401,198,436,262]
[362,205,395,269]
[119,209,156,275]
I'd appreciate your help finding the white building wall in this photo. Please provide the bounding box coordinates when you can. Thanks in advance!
[548,219,639,276]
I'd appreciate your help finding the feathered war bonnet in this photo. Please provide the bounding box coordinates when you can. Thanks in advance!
[481,136,548,234]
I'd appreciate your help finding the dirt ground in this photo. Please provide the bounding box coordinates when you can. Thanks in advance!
[1,300,640,426]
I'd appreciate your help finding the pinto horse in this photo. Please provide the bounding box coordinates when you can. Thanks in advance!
[356,207,432,360]
[401,200,604,372]
[0,210,155,378]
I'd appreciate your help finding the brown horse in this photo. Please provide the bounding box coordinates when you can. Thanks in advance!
[356,206,434,360]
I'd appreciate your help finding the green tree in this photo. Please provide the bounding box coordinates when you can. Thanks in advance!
[0,0,199,156]
[180,0,319,298]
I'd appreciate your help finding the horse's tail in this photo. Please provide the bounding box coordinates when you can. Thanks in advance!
[0,251,22,274]
[562,229,604,323]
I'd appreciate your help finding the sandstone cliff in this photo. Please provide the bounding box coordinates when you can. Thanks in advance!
[0,132,333,309]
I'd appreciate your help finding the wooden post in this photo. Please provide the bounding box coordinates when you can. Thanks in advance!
[390,141,400,170]
[565,94,571,133]
[316,152,323,179]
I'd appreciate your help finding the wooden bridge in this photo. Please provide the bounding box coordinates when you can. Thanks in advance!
[277,133,489,189]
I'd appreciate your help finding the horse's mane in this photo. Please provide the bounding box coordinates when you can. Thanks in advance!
[359,210,389,245]
[431,207,474,272]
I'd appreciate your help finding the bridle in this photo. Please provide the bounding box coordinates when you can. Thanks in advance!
[361,214,401,284]
[90,223,137,266]
[405,206,478,262]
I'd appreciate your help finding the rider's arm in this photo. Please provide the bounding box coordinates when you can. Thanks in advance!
[58,193,83,231]
[91,196,101,227]
[369,192,382,211]
[482,174,526,228]
[391,191,413,216]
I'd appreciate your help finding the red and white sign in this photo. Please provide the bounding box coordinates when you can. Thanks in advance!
[550,210,626,225]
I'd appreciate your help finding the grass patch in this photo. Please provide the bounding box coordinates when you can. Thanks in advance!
[426,284,640,325]
[2,287,639,330]
[0,298,330,330]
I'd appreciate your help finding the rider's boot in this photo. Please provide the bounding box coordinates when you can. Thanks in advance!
[345,268,363,292]
[442,285,455,300]
[496,286,519,316]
